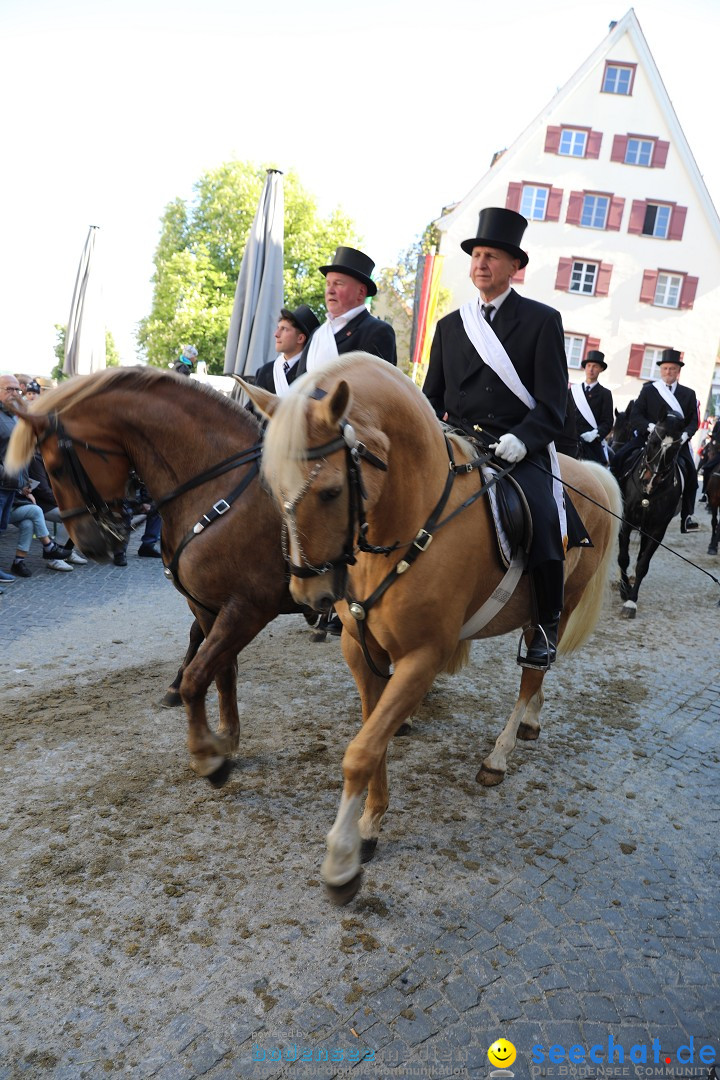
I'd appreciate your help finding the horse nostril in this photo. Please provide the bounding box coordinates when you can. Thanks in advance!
[318,595,334,613]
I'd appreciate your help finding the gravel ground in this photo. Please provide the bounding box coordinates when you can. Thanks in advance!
[1,517,719,1080]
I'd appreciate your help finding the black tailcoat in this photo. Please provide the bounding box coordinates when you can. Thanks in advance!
[423,291,569,566]
[629,381,698,473]
[576,382,614,465]
[295,309,396,377]
[253,357,302,394]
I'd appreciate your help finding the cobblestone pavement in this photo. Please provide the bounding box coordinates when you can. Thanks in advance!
[1,521,719,1080]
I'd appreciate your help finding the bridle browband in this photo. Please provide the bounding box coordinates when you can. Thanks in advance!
[635,424,684,496]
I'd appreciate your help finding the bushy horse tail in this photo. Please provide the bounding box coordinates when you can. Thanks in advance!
[558,465,623,655]
[443,639,471,675]
[5,418,36,475]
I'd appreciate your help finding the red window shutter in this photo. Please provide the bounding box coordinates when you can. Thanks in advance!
[595,263,613,296]
[545,126,562,154]
[680,275,699,309]
[555,258,573,291]
[640,270,658,303]
[506,182,522,212]
[627,345,645,377]
[668,205,687,240]
[585,337,601,357]
[652,140,669,168]
[628,200,647,234]
[586,131,603,159]
[611,135,628,163]
[546,187,563,222]
[566,191,583,225]
[512,266,526,284]
[607,196,625,231]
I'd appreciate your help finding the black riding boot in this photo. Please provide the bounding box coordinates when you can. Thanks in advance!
[523,560,565,668]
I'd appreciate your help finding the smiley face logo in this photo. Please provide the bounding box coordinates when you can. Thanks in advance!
[488,1039,517,1069]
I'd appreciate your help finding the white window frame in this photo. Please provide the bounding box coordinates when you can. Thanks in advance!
[603,65,633,95]
[559,129,588,158]
[520,185,549,221]
[581,194,610,229]
[564,334,586,369]
[625,138,654,166]
[642,203,672,239]
[654,273,683,309]
[569,261,598,296]
[641,346,663,380]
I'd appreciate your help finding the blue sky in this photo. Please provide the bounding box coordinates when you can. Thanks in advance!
[2,0,718,371]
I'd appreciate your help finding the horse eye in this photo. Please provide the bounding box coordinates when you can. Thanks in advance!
[318,486,342,504]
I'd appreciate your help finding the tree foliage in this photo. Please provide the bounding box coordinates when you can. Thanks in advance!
[51,325,119,382]
[137,162,359,374]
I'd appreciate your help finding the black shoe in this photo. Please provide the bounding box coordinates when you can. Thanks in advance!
[681,516,699,534]
[522,623,559,668]
[325,614,343,637]
[137,544,162,558]
[11,559,32,578]
[42,542,68,561]
[114,552,128,566]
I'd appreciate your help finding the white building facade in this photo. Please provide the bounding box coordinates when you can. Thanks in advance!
[435,11,720,416]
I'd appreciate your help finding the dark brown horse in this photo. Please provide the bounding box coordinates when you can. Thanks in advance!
[708,468,720,556]
[6,367,297,784]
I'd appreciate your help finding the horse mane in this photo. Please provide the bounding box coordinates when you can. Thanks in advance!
[6,366,258,474]
[262,352,430,495]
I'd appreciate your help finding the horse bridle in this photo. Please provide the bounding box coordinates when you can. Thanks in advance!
[39,415,131,545]
[637,425,683,495]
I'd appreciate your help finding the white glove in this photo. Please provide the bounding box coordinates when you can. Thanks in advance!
[580,428,599,442]
[490,433,527,463]
[680,431,689,444]
[647,423,656,433]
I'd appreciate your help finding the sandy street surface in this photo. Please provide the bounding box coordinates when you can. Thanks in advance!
[1,521,719,1079]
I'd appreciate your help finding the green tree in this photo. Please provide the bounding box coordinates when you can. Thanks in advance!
[373,223,451,377]
[137,162,360,374]
[51,325,120,382]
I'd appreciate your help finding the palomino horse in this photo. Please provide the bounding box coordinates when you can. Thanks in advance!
[613,413,686,618]
[243,353,621,903]
[6,368,297,783]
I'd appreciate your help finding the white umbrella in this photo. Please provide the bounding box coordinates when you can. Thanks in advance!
[224,169,284,388]
[64,225,106,375]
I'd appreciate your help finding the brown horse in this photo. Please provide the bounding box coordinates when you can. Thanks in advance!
[244,353,622,903]
[708,468,720,555]
[6,367,297,783]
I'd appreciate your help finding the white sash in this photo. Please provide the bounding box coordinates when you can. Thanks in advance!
[459,300,567,542]
[571,383,597,430]
[306,320,339,373]
[272,357,290,396]
[652,380,684,417]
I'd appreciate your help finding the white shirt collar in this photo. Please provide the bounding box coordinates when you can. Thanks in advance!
[327,303,367,331]
[477,285,512,316]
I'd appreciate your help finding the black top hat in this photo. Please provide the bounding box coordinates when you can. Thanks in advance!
[319,246,377,297]
[281,304,321,339]
[461,208,529,267]
[582,350,607,371]
[657,348,684,368]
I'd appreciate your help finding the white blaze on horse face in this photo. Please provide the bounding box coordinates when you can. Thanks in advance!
[322,791,363,887]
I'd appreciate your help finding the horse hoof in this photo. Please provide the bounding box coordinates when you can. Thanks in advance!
[621,605,637,620]
[206,759,234,788]
[325,870,363,906]
[517,722,540,742]
[395,722,412,737]
[708,546,718,555]
[360,838,378,863]
[476,765,505,787]
[160,690,183,708]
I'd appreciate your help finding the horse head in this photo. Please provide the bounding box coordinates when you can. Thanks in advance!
[6,375,134,560]
[242,354,396,613]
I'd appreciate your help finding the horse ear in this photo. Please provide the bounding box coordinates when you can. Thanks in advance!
[324,381,351,426]
[234,376,279,420]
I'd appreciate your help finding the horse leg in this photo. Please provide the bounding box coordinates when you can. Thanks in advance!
[160,618,205,708]
[622,531,662,618]
[180,605,266,784]
[617,522,632,602]
[322,645,445,903]
[709,507,719,555]
[477,664,545,786]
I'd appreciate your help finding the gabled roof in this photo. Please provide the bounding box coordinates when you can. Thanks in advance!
[437,9,720,244]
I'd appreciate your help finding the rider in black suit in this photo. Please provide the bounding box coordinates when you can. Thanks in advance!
[626,349,699,532]
[253,305,320,395]
[574,350,614,465]
[294,247,396,378]
[424,208,571,668]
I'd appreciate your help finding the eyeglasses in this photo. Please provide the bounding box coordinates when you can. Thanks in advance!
[1,386,21,394]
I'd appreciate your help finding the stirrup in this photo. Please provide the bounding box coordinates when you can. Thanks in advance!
[517,625,554,671]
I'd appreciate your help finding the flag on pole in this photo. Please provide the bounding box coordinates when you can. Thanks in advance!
[410,252,444,385]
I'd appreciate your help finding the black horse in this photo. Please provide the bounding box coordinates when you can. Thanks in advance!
[615,412,686,617]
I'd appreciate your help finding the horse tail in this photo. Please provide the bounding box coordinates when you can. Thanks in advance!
[558,465,623,655]
[5,417,36,475]
[443,639,471,675]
